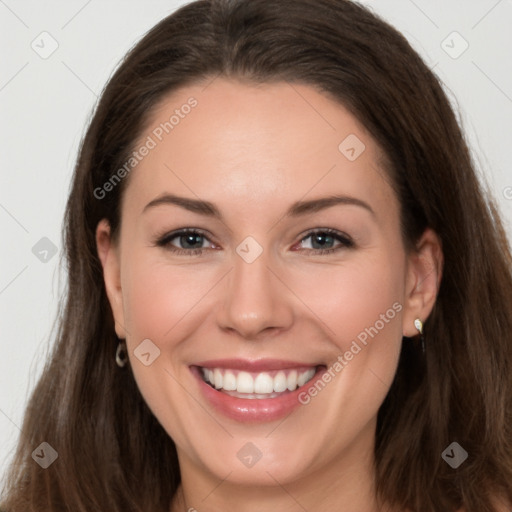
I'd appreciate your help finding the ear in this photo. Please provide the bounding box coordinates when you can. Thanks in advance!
[95,219,127,339]
[402,228,444,337]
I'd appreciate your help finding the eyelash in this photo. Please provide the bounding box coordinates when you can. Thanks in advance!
[154,227,355,256]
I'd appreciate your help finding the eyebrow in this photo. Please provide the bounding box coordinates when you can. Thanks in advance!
[142,193,376,219]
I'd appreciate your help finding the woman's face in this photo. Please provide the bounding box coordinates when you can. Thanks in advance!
[97,78,440,492]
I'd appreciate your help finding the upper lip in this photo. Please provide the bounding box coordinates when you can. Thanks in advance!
[193,358,322,372]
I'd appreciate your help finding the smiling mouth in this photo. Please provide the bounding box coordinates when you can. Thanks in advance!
[198,366,322,399]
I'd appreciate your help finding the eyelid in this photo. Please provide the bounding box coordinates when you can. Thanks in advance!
[154,227,215,251]
[294,228,354,253]
[154,227,355,255]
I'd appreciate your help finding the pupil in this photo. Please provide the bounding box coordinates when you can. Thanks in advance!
[314,234,332,248]
[183,234,202,248]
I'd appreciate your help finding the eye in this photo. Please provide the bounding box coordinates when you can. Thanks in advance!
[294,228,354,255]
[155,228,214,256]
[154,227,354,257]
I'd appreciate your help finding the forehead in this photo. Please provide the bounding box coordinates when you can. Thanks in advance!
[122,78,396,225]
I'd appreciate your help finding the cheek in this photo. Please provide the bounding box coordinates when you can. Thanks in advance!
[122,241,405,356]
[121,255,205,341]
[287,253,404,447]
[291,247,405,427]
[122,270,167,342]
[119,256,199,436]
[294,252,404,352]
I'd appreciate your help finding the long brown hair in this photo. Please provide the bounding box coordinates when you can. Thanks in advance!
[2,1,512,511]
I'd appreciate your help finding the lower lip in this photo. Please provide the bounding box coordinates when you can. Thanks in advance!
[190,365,326,423]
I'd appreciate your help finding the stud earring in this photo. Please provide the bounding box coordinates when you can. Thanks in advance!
[115,340,128,367]
[414,318,425,353]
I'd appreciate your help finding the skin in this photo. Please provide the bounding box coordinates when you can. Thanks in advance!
[96,78,443,512]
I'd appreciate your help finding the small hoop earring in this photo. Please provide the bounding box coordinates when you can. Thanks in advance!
[414,318,425,353]
[115,340,128,367]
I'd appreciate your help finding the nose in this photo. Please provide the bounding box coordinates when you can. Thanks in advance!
[216,244,294,340]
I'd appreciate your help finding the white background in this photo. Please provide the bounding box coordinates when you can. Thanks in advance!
[1,0,511,479]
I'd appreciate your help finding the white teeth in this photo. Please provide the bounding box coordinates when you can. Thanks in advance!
[273,371,287,393]
[287,370,298,391]
[254,373,274,394]
[214,368,223,389]
[223,371,237,391]
[201,367,317,396]
[237,372,254,393]
[297,371,308,387]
